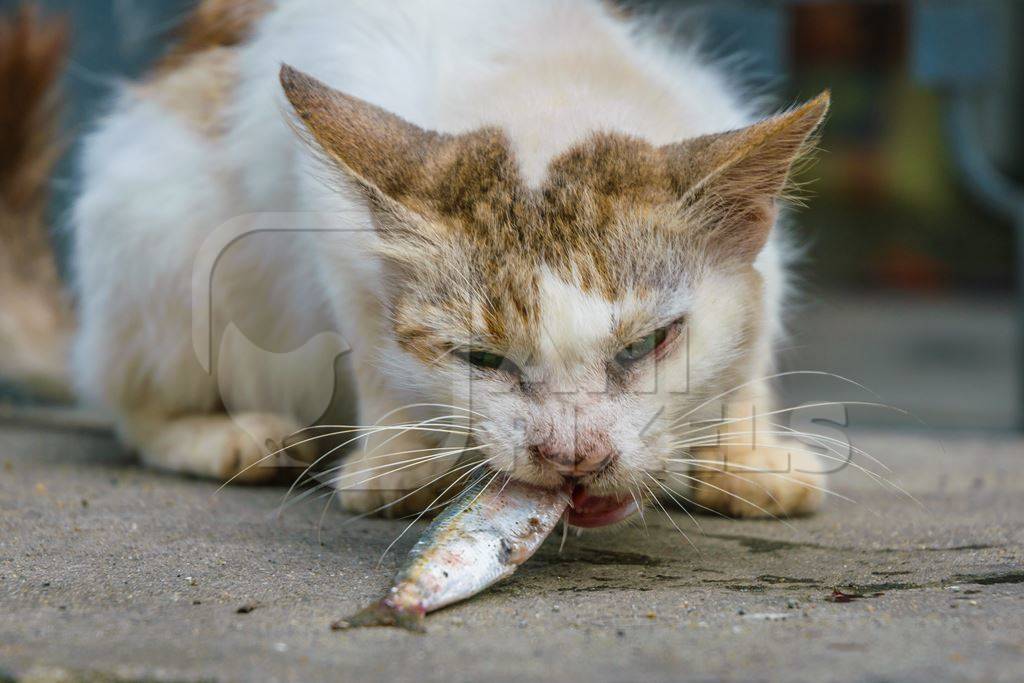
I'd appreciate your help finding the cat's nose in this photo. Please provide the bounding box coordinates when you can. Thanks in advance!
[529,439,615,475]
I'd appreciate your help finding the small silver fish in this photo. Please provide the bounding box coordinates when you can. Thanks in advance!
[333,478,569,632]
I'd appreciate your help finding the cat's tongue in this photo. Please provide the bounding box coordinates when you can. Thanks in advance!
[567,486,639,528]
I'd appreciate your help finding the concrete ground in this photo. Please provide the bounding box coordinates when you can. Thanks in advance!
[779,292,1018,431]
[1,421,1022,683]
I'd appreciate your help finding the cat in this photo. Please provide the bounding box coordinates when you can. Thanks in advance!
[1,0,828,526]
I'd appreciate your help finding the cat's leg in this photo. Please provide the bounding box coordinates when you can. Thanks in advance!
[333,354,468,517]
[666,390,828,518]
[336,431,468,518]
[684,439,825,518]
[71,89,327,484]
[120,412,316,483]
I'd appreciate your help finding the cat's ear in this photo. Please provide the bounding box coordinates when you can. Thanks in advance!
[662,92,829,262]
[280,64,449,262]
[280,64,446,199]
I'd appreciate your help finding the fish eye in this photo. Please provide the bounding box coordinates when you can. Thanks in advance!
[614,320,682,366]
[455,348,520,374]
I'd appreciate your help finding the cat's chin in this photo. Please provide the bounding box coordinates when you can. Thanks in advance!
[566,486,639,528]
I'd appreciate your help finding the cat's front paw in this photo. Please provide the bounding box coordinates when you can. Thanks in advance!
[130,412,318,484]
[215,413,318,483]
[334,440,467,518]
[686,445,825,518]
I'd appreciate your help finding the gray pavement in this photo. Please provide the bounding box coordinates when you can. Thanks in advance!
[1,422,1022,683]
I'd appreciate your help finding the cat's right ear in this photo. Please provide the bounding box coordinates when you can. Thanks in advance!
[279,64,448,260]
[280,64,447,199]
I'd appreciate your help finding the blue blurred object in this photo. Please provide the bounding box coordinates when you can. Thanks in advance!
[912,0,1024,427]
[0,0,193,257]
[911,0,999,88]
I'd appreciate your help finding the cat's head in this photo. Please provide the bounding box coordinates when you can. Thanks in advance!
[282,66,827,526]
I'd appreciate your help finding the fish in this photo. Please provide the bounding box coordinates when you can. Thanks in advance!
[332,477,569,632]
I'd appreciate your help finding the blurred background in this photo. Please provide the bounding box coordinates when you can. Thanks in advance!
[2,0,1021,432]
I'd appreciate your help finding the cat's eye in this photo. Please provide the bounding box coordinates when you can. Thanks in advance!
[454,348,519,374]
[614,321,681,366]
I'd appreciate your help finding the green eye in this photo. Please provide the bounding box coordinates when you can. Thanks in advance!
[455,349,517,373]
[615,325,672,366]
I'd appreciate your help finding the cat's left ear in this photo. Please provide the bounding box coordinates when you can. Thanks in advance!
[662,92,830,263]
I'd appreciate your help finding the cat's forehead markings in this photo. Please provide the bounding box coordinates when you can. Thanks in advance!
[416,130,679,305]
[542,131,674,205]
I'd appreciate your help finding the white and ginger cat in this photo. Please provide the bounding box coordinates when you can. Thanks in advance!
[1,0,828,525]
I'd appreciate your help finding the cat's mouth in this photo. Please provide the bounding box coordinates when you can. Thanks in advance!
[566,485,639,528]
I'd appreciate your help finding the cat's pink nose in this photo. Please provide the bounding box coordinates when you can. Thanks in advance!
[530,439,615,475]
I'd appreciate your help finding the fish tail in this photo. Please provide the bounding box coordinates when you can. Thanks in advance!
[331,599,426,633]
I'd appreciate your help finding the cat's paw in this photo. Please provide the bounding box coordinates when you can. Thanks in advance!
[686,445,825,518]
[130,412,317,484]
[334,440,466,518]
[209,413,317,484]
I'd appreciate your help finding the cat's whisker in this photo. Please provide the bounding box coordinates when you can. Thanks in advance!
[664,432,902,500]
[668,400,907,437]
[215,423,427,492]
[642,470,705,533]
[667,370,885,428]
[346,413,484,486]
[664,434,846,468]
[489,467,515,501]
[637,476,700,555]
[295,426,475,479]
[287,420,477,438]
[318,454,494,547]
[663,458,855,504]
[765,421,893,473]
[667,423,884,479]
[213,424,425,491]
[280,439,488,512]
[665,428,917,505]
[279,415,482,509]
[278,428,428,509]
[664,471,797,532]
[666,414,901,488]
[644,471,737,522]
[360,402,483,427]
[406,464,500,518]
[277,434,453,509]
[378,462,501,565]
[460,467,505,511]
[669,418,891,477]
[365,401,493,423]
[666,434,852,465]
[273,406,494,529]
[659,448,788,516]
[289,448,469,505]
[277,447,481,518]
[333,456,495,526]
[314,443,484,481]
[793,449,920,505]
[358,416,480,466]
[284,410,482,474]
[625,474,648,534]
[332,445,489,494]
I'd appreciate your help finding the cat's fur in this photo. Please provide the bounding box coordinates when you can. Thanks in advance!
[2,0,828,521]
